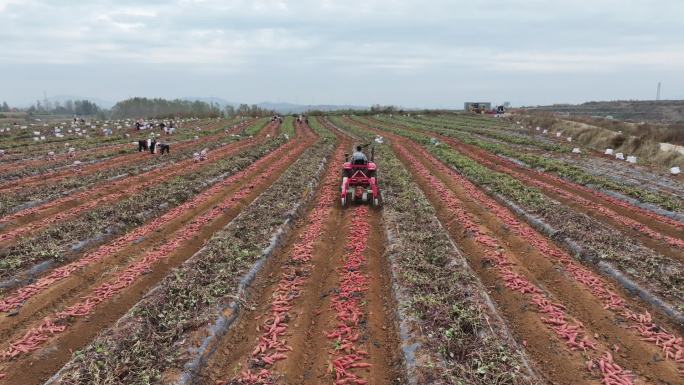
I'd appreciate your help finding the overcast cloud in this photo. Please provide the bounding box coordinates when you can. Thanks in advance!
[1,0,683,108]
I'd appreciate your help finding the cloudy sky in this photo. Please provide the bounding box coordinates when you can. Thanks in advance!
[1,0,683,108]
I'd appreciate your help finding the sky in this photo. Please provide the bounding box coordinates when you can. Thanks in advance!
[1,0,683,108]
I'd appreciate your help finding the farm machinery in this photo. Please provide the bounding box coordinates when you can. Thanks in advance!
[340,145,381,207]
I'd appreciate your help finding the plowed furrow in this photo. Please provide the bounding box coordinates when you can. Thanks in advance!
[199,137,401,385]
[437,136,684,254]
[0,128,284,312]
[367,117,684,242]
[0,119,254,193]
[349,119,684,384]
[0,120,275,246]
[0,118,248,173]
[0,142,130,174]
[0,127,314,384]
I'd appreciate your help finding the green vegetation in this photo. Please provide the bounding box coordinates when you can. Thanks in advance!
[111,97,223,119]
[243,118,270,136]
[347,116,684,303]
[56,132,336,385]
[27,99,100,116]
[328,115,535,384]
[0,137,286,280]
[377,115,682,212]
[281,116,295,137]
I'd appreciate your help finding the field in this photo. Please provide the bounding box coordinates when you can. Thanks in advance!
[0,113,682,385]
[524,100,684,123]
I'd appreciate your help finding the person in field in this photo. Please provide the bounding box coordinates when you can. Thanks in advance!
[158,143,170,154]
[351,145,367,164]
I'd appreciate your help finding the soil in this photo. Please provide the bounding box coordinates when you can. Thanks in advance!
[0,126,312,385]
[196,136,403,385]
[352,118,684,384]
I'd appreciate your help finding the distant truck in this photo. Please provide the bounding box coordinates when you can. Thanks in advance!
[464,102,492,114]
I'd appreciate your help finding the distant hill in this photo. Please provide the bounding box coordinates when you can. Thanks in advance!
[181,96,234,106]
[524,100,684,123]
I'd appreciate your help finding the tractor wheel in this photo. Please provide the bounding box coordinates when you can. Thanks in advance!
[372,191,382,208]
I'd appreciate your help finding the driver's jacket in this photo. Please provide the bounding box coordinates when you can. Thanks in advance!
[351,151,368,163]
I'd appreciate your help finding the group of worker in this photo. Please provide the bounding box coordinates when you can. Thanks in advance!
[137,138,170,154]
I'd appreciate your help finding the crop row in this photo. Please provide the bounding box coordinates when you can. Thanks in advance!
[342,117,684,381]
[325,205,372,385]
[355,117,684,305]
[0,120,266,217]
[225,142,344,384]
[0,133,269,246]
[45,130,335,385]
[0,117,256,189]
[348,118,684,373]
[0,143,128,177]
[0,117,211,155]
[281,115,296,137]
[324,117,537,384]
[391,139,640,384]
[376,118,684,250]
[0,135,285,286]
[0,131,312,366]
[387,115,683,212]
[375,116,684,232]
[402,115,571,153]
[0,118,233,176]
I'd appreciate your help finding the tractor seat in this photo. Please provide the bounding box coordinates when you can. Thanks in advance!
[352,158,367,165]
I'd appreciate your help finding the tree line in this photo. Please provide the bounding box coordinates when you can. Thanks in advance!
[225,103,276,117]
[26,99,100,116]
[111,99,278,119]
[111,98,224,119]
[7,97,304,120]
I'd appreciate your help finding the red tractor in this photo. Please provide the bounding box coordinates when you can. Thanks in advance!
[340,145,381,207]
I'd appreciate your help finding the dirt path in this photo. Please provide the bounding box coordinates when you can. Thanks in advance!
[198,136,402,385]
[0,125,310,385]
[349,119,684,385]
[0,120,275,246]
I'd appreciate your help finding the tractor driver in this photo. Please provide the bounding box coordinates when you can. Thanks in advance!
[351,145,368,164]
